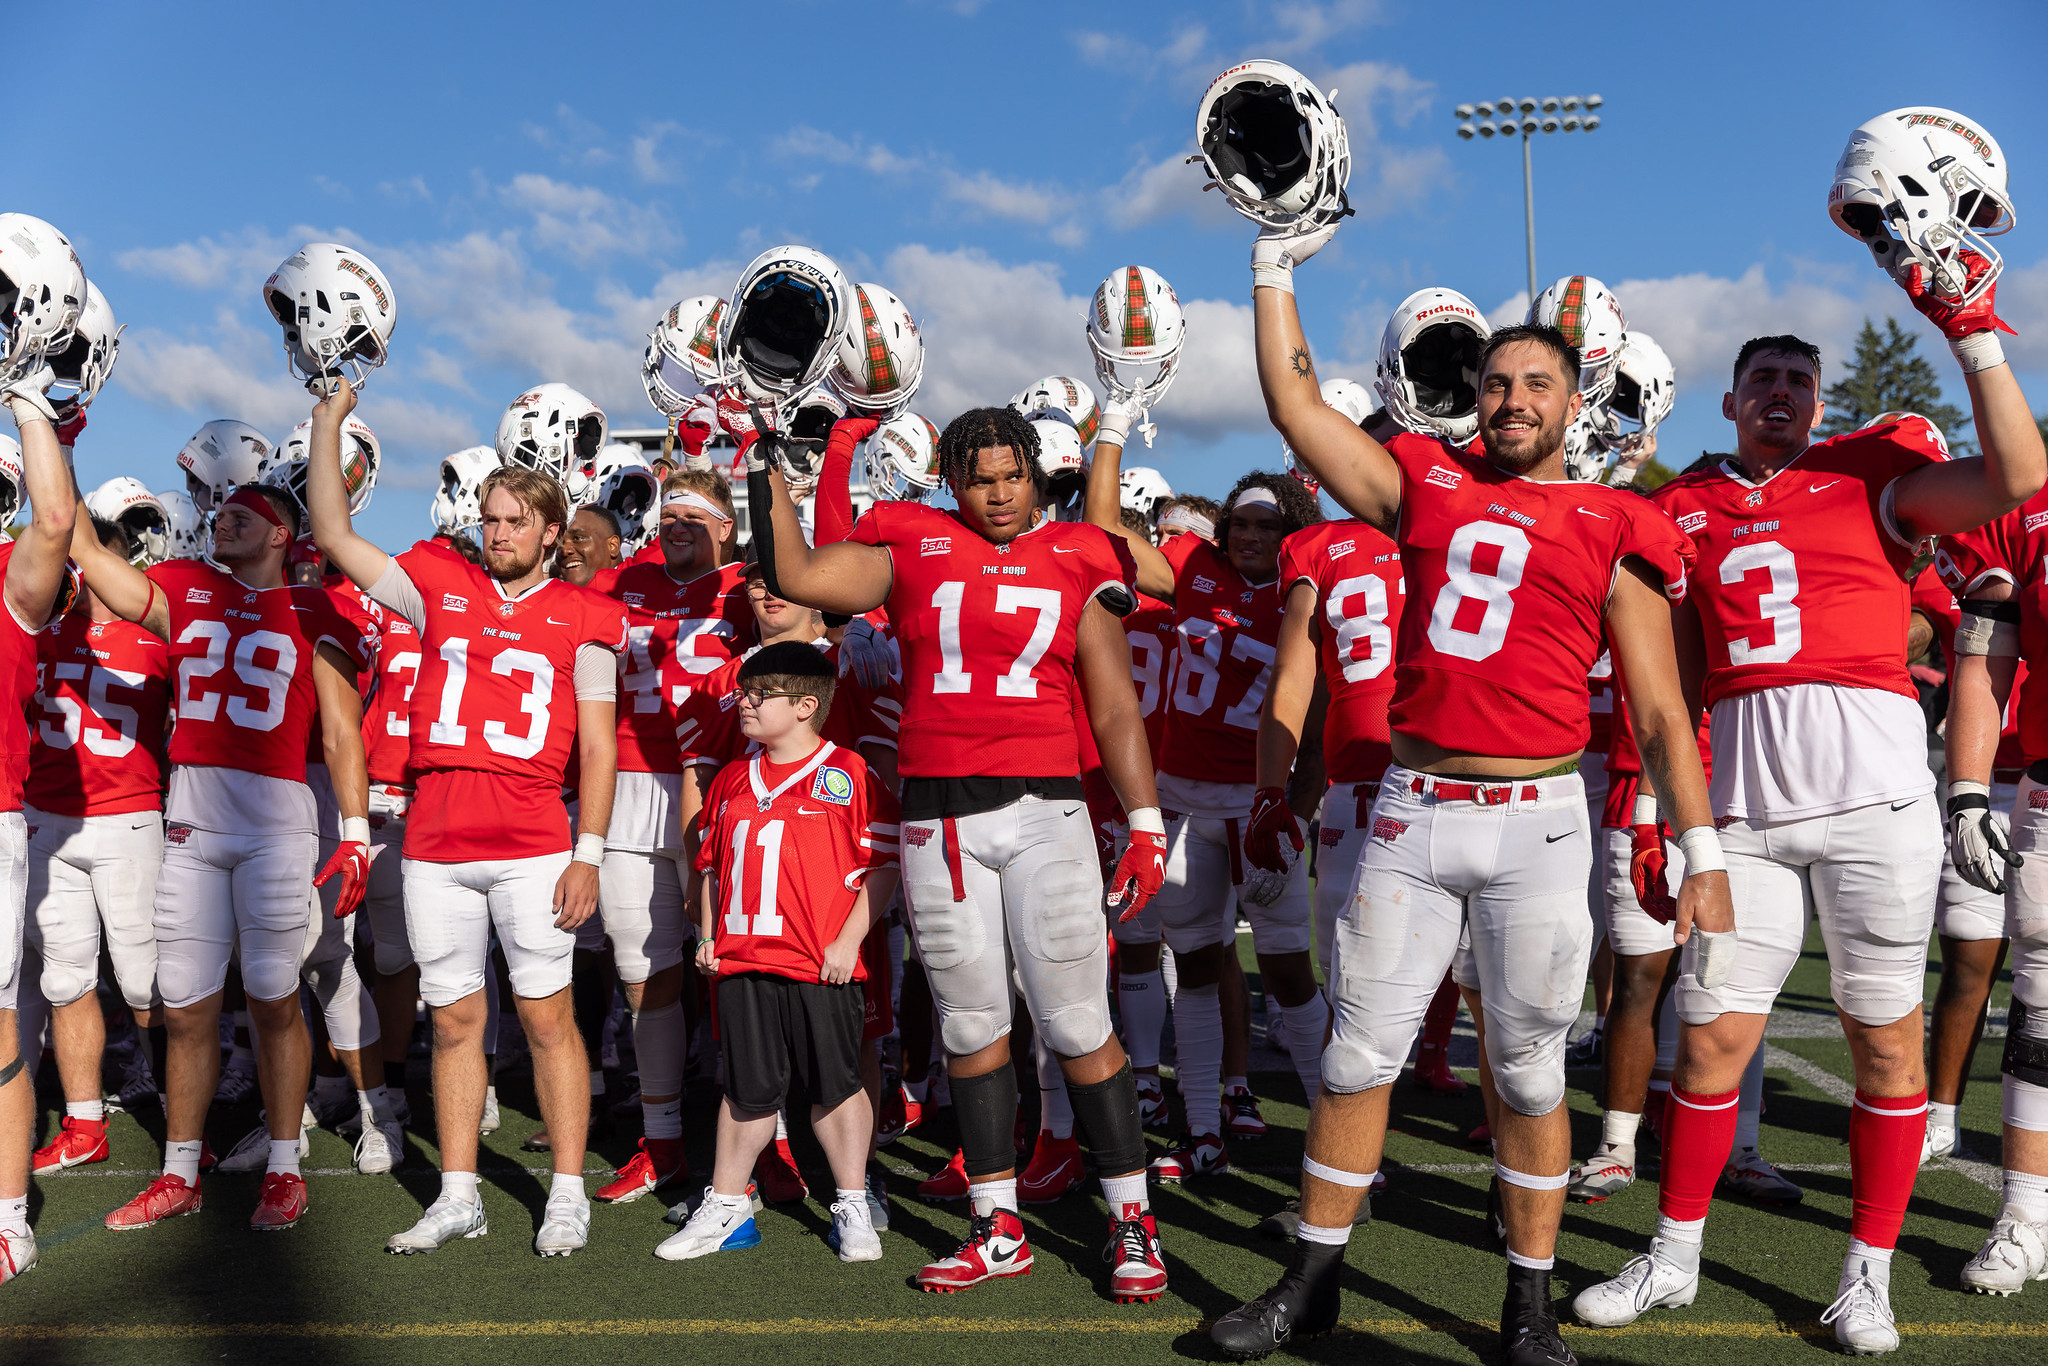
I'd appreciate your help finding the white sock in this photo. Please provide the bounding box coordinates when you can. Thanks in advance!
[1506,1249,1555,1270]
[1222,1074,1249,1095]
[440,1170,480,1205]
[1173,982,1224,1137]
[2003,1170,2048,1226]
[164,1139,204,1186]
[0,1195,26,1235]
[835,1186,868,1216]
[1655,1214,1706,1271]
[1099,1171,1147,1210]
[904,1077,929,1104]
[1041,1081,1075,1141]
[267,1138,302,1177]
[1278,996,1329,1102]
[1593,1014,1606,1032]
[359,1085,394,1125]
[1118,971,1168,1069]
[551,1171,586,1203]
[66,1098,105,1123]
[775,1110,790,1142]
[1845,1239,1893,1288]
[313,1072,349,1103]
[968,1178,1018,1218]
[1296,1219,1352,1247]
[1600,1110,1641,1160]
[1928,1100,1959,1131]
[643,1097,684,1141]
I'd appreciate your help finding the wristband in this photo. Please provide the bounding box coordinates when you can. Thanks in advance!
[1947,780,1992,816]
[1096,404,1136,450]
[341,817,371,847]
[1126,806,1165,837]
[573,832,607,866]
[1631,792,1658,826]
[1250,260,1295,296]
[1675,825,1726,875]
[1952,331,2006,373]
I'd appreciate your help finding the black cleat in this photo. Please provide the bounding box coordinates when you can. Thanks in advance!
[1502,1264,1576,1366]
[1210,1260,1341,1360]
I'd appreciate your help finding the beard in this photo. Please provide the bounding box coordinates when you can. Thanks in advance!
[1481,413,1563,474]
[483,542,544,581]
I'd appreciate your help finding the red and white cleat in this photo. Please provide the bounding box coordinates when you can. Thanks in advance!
[915,1208,1033,1293]
[876,1084,921,1146]
[1136,1075,1171,1130]
[1224,1086,1267,1140]
[918,1148,970,1202]
[32,1117,110,1173]
[105,1174,203,1231]
[596,1137,686,1203]
[1104,1203,1168,1303]
[250,1172,308,1230]
[0,1227,36,1284]
[1149,1132,1228,1182]
[1019,1132,1083,1203]
[1410,1044,1468,1094]
[754,1138,808,1204]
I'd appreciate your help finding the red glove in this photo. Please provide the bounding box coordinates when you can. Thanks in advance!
[1108,821,1168,922]
[673,394,718,460]
[714,390,759,440]
[315,830,371,919]
[54,406,86,447]
[1901,250,2016,340]
[1243,786,1303,874]
[1629,823,1676,925]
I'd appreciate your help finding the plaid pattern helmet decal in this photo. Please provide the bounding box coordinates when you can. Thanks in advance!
[1553,276,1589,345]
[1120,267,1156,350]
[857,286,898,395]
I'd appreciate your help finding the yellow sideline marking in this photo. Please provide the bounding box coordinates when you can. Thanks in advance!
[5,1317,2045,1341]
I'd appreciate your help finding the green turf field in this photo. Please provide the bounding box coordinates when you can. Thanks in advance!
[6,928,2042,1366]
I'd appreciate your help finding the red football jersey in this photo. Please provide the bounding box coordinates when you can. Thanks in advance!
[694,741,899,982]
[147,560,372,784]
[304,580,383,763]
[25,612,170,817]
[1124,592,1174,764]
[1382,432,1695,759]
[395,541,630,861]
[848,504,1135,779]
[1280,518,1404,785]
[1160,540,1287,784]
[1651,421,1945,709]
[607,560,753,773]
[1934,497,2048,764]
[361,601,423,789]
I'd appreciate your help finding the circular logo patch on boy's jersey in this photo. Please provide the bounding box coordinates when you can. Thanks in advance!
[813,766,855,805]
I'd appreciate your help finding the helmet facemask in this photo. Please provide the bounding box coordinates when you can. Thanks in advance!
[1402,322,1484,425]
[1205,83,1317,207]
[731,272,834,397]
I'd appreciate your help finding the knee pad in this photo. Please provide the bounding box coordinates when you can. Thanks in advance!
[1038,999,1112,1060]
[1490,1034,1568,1117]
[241,952,301,1006]
[2005,1074,2048,1132]
[36,954,96,1010]
[939,1008,1007,1060]
[1319,1019,1404,1096]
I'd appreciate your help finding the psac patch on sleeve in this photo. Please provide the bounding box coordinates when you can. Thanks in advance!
[811,766,856,805]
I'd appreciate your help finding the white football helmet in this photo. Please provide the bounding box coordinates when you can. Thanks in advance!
[1193,60,1352,229]
[1860,410,1952,460]
[716,245,854,409]
[47,280,121,422]
[85,477,170,566]
[829,283,923,417]
[1282,376,1379,479]
[1829,107,2015,304]
[1032,416,1088,513]
[1010,375,1101,447]
[1605,331,1675,445]
[157,488,206,560]
[1375,288,1489,444]
[641,295,726,415]
[1119,466,1174,524]
[176,419,274,512]
[0,434,22,526]
[1528,275,1627,410]
[495,383,605,485]
[587,443,661,550]
[1560,408,1614,483]
[0,214,87,385]
[861,413,942,504]
[262,242,398,395]
[266,416,381,526]
[1086,266,1185,445]
[433,446,500,534]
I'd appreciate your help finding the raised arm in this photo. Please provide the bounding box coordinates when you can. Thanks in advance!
[4,400,78,631]
[304,380,392,591]
[1083,408,1174,601]
[747,456,892,616]
[70,495,167,639]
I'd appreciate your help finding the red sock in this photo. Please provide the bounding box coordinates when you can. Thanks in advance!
[1419,970,1461,1054]
[1656,1086,1741,1222]
[1848,1089,1926,1250]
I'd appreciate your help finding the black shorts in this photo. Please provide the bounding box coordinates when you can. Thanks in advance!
[716,971,866,1115]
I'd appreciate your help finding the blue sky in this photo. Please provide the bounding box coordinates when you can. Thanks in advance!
[25,0,2048,546]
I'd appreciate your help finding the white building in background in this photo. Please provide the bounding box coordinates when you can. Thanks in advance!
[610,428,878,547]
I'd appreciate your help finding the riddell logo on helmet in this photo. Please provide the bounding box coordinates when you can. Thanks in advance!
[1415,303,1476,321]
[1897,112,1995,163]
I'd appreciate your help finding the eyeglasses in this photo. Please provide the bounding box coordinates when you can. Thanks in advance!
[739,688,808,708]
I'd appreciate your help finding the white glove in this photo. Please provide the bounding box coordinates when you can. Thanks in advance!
[1239,837,1297,908]
[1948,780,2021,894]
[1250,219,1340,295]
[837,616,896,690]
[1096,398,1141,451]
[3,364,58,427]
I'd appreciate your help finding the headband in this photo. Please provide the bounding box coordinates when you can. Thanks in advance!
[1232,487,1282,513]
[1158,508,1214,539]
[663,490,733,523]
[224,486,289,531]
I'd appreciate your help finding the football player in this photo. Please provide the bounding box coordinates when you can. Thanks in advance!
[0,378,85,1282]
[1575,303,2044,1352]
[747,406,1172,1304]
[305,382,627,1257]
[1211,218,1723,1366]
[557,506,624,587]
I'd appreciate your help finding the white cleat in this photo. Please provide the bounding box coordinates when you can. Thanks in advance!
[1719,1147,1803,1205]
[830,1195,883,1263]
[658,1189,763,1261]
[1920,1122,1958,1167]
[215,1116,311,1173]
[0,1227,36,1284]
[1568,1146,1636,1202]
[386,1195,487,1253]
[1821,1266,1898,1355]
[534,1193,590,1257]
[1960,1217,2048,1296]
[354,1118,406,1175]
[478,1086,501,1135]
[1572,1241,1700,1327]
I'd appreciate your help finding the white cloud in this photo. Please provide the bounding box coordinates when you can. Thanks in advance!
[1606,264,1896,396]
[1267,0,1386,54]
[114,229,293,291]
[521,105,616,168]
[499,174,679,261]
[631,122,692,184]
[775,127,921,176]
[943,171,1077,226]
[1105,153,1209,230]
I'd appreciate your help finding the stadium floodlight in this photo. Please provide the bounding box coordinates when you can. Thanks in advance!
[1453,92,1608,300]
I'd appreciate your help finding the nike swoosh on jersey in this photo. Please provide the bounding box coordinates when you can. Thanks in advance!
[1545,831,1573,842]
[1890,798,1920,811]
[547,617,570,625]
[1576,508,1610,520]
[1053,547,1079,554]
[1810,480,1842,493]
[796,805,825,816]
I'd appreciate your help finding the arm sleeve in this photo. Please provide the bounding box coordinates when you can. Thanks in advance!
[367,560,426,633]
[814,420,866,547]
[574,643,617,701]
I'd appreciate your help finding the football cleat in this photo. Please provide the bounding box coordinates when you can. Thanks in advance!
[479,1086,501,1134]
[829,1194,883,1264]
[1466,1120,1493,1149]
[865,1167,891,1232]
[354,1115,405,1174]
[656,1189,761,1261]
[1567,1147,1636,1203]
[534,1192,590,1257]
[307,1085,357,1130]
[1572,1241,1700,1326]
[1719,1148,1803,1206]
[1150,1132,1228,1182]
[1210,1260,1342,1359]
[1225,1086,1267,1139]
[386,1195,488,1253]
[523,1126,553,1153]
[1821,1262,1899,1356]
[915,1208,1033,1293]
[1503,1264,1577,1366]
[1018,1132,1084,1204]
[217,1117,310,1173]
[598,1137,687,1203]
[754,1138,808,1203]
[105,1174,203,1230]
[919,1149,969,1202]
[213,1055,259,1105]
[1565,1026,1605,1068]
[1255,1191,1375,1241]
[1961,1216,2048,1295]
[250,1172,309,1230]
[876,1084,920,1146]
[1410,1044,1468,1094]
[1135,1074,1171,1130]
[32,1117,110,1173]
[1103,1204,1168,1303]
[0,1227,35,1284]
[1921,1120,1959,1166]
[107,1051,158,1112]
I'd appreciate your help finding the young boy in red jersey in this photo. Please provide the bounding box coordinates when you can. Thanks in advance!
[660,642,900,1266]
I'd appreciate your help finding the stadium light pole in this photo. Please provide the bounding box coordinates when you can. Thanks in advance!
[1454,95,1603,302]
